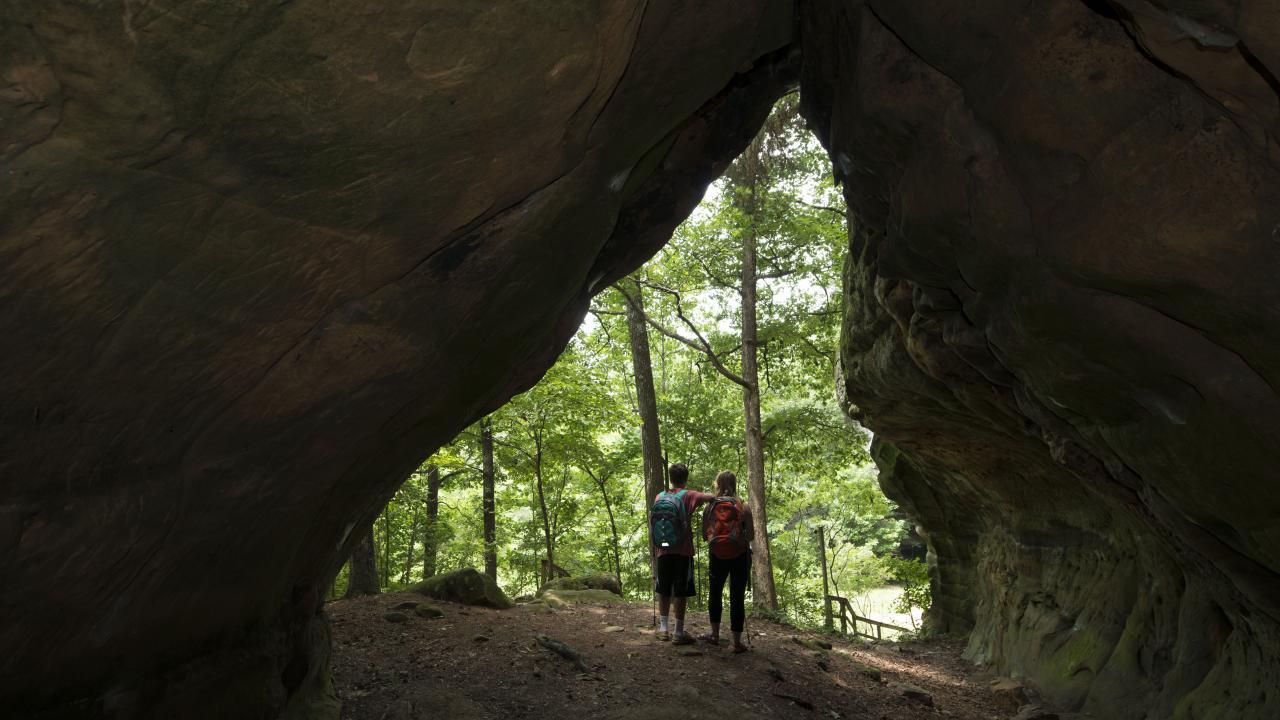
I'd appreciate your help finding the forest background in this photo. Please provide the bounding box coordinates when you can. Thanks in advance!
[331,97,930,632]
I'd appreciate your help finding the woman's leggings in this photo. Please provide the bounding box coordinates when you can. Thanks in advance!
[708,551,751,632]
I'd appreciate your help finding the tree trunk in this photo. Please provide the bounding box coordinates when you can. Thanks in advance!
[530,434,555,587]
[739,136,778,610]
[401,505,420,584]
[593,472,624,591]
[421,465,441,579]
[379,511,392,587]
[481,418,497,581]
[624,282,664,598]
[345,526,380,597]
[624,282,666,505]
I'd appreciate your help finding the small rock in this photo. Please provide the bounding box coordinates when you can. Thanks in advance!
[382,611,410,623]
[766,666,785,682]
[852,662,883,682]
[603,626,626,633]
[1011,705,1059,720]
[991,678,1029,710]
[771,692,815,710]
[888,681,933,706]
[676,647,703,657]
[414,603,444,619]
[473,634,490,642]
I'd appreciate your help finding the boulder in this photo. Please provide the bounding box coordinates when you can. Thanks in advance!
[413,568,513,609]
[537,574,623,597]
[382,612,409,624]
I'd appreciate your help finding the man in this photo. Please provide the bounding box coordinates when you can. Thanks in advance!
[650,463,714,644]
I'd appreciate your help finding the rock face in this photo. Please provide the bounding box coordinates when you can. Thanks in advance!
[5,1,1280,718]
[0,2,794,717]
[800,1,1280,718]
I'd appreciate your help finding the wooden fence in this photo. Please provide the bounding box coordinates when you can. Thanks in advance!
[825,593,913,640]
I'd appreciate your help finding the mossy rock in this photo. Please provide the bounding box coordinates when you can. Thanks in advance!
[791,636,831,653]
[536,573,623,597]
[383,611,410,623]
[522,600,556,614]
[414,603,444,618]
[852,662,883,682]
[540,588,628,606]
[412,567,513,609]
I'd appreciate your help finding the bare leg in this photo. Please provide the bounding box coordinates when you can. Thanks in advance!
[708,622,721,641]
[657,594,671,638]
[673,596,687,637]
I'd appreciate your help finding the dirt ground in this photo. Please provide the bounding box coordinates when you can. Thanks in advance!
[328,592,1029,720]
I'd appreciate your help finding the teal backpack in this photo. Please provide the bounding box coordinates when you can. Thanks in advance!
[650,489,688,549]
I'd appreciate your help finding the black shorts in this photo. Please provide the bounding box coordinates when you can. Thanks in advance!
[654,554,696,598]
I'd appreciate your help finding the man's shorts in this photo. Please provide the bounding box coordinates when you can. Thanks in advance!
[654,554,696,597]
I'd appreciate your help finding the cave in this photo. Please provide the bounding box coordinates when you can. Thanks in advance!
[3,1,1278,718]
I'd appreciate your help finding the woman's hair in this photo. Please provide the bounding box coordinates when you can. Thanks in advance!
[714,470,737,497]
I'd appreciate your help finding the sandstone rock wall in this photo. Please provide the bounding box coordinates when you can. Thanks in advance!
[0,2,794,716]
[799,1,1280,716]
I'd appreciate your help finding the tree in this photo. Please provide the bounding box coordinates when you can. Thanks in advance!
[421,465,442,578]
[622,281,666,512]
[732,127,779,610]
[345,526,380,597]
[481,417,497,581]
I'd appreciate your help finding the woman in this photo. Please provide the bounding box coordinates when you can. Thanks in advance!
[700,470,754,653]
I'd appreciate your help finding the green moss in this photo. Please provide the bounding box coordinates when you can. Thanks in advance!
[414,603,444,618]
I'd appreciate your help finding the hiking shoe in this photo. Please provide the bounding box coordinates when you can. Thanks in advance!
[699,633,721,646]
[671,633,696,646]
[655,630,671,642]
[731,643,749,654]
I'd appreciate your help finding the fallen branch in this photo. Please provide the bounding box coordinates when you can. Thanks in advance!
[535,634,588,672]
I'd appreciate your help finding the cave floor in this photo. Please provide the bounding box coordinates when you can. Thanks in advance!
[329,591,1022,719]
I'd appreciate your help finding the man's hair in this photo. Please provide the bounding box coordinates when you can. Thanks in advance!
[669,463,689,487]
[715,470,737,497]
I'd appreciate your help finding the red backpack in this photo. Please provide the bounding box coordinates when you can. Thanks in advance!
[702,497,748,559]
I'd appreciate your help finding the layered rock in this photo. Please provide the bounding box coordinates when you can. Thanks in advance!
[5,0,1280,717]
[0,2,795,716]
[801,1,1280,717]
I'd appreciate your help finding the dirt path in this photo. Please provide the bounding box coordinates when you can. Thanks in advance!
[329,592,1020,720]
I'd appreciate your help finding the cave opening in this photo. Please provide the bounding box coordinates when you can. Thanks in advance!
[6,1,1280,718]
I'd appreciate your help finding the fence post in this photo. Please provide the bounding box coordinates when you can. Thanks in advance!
[817,526,833,632]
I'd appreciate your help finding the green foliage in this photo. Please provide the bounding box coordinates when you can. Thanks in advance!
[887,557,933,623]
